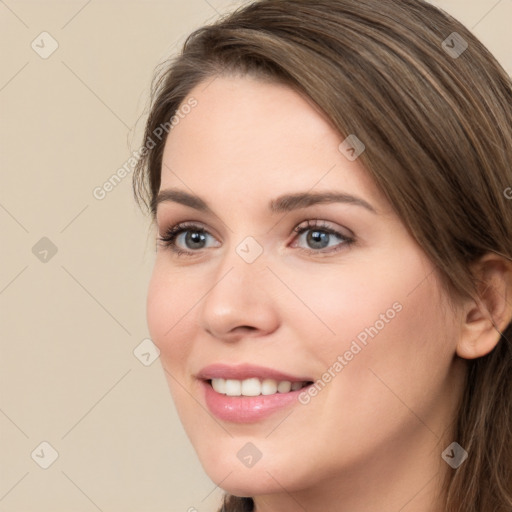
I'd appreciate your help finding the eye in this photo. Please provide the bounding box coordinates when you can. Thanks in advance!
[291,220,354,253]
[157,219,354,257]
[157,222,220,256]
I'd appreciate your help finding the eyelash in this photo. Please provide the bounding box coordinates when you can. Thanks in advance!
[156,220,355,257]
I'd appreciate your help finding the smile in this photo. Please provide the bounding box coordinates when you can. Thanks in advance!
[209,377,311,396]
[196,364,315,423]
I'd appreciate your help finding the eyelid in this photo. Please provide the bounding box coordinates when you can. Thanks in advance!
[293,219,354,238]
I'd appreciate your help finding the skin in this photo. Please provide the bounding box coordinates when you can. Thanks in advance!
[146,75,500,512]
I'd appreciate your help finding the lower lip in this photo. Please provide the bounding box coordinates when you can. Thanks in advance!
[201,380,310,423]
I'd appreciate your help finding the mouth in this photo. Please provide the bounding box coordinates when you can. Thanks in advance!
[196,363,316,423]
[206,377,313,397]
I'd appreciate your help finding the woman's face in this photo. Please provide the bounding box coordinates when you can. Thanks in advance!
[147,75,466,505]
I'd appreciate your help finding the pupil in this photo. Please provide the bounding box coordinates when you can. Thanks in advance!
[186,231,206,249]
[307,230,329,249]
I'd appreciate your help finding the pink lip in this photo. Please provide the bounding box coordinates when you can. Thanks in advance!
[196,363,314,423]
[200,380,311,423]
[196,363,312,382]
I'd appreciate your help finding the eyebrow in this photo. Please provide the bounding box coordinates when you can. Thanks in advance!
[153,188,376,215]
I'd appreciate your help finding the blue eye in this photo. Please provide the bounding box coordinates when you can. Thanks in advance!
[292,220,354,253]
[175,230,209,250]
[157,222,219,255]
[157,220,354,256]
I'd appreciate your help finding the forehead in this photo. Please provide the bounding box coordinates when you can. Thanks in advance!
[160,75,385,212]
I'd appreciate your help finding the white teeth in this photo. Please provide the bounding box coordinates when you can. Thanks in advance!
[225,379,242,396]
[211,378,226,394]
[241,378,261,396]
[277,381,292,393]
[261,379,278,395]
[210,378,308,396]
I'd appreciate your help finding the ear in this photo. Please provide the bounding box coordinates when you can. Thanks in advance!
[456,253,512,360]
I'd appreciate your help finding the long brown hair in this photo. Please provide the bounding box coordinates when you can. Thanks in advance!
[132,1,512,510]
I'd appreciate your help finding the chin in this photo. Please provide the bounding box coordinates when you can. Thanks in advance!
[203,463,283,497]
[195,441,314,498]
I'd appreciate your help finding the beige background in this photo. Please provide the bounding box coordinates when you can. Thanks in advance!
[0,1,510,511]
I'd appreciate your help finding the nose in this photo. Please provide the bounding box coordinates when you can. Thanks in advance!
[198,247,280,342]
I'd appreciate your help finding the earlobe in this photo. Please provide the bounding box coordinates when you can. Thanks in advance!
[456,254,512,360]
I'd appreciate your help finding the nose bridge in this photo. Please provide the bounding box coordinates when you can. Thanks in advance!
[198,235,278,338]
[210,235,268,304]
[212,233,268,294]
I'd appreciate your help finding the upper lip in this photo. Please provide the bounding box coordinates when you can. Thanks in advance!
[196,363,313,383]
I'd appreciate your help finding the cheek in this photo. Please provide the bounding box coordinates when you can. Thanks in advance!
[146,264,203,424]
[316,271,458,445]
[146,262,195,368]
[291,249,456,421]
[276,254,409,362]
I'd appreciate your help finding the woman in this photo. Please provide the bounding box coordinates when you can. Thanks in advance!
[132,0,512,510]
